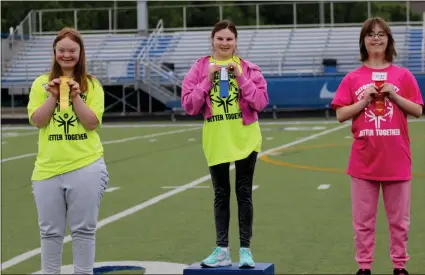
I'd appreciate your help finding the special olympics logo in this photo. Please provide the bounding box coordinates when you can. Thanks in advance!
[364,97,394,129]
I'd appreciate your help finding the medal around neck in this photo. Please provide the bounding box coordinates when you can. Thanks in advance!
[372,72,387,90]
[59,76,71,111]
[219,67,229,98]
[371,72,387,116]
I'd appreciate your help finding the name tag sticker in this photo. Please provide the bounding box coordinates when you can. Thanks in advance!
[372,72,387,81]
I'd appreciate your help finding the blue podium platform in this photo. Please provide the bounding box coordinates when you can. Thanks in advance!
[183,263,274,275]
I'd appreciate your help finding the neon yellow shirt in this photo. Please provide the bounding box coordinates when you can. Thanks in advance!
[27,74,105,181]
[202,56,262,167]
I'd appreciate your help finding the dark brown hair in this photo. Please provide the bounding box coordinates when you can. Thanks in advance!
[49,27,92,92]
[211,20,238,39]
[359,17,397,62]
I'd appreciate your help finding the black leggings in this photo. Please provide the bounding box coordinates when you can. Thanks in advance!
[208,151,258,248]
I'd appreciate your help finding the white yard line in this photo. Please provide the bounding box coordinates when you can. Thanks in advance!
[161,185,261,190]
[105,187,120,193]
[2,117,424,130]
[161,186,210,189]
[1,131,39,138]
[0,153,38,163]
[0,127,200,163]
[0,121,336,130]
[100,127,199,145]
[0,123,350,271]
[317,184,331,190]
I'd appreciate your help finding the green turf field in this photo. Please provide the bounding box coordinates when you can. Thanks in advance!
[1,118,424,274]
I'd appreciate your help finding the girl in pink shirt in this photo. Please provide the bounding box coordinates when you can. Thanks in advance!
[331,17,423,275]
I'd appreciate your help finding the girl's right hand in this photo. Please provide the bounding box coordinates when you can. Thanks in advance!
[362,85,379,103]
[46,78,61,98]
[208,64,221,82]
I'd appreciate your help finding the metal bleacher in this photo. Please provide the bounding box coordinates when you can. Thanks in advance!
[2,24,423,89]
[160,25,420,78]
[2,34,101,84]
[407,26,424,72]
[282,28,329,74]
[246,29,292,75]
[1,34,147,86]
[158,29,254,77]
[323,26,412,72]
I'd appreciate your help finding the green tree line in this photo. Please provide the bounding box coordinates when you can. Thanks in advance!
[1,1,422,34]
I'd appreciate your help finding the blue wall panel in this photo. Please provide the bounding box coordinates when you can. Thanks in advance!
[264,73,425,109]
[167,73,425,109]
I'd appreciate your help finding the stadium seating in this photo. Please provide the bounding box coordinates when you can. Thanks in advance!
[407,26,424,73]
[162,26,415,77]
[2,34,106,84]
[244,29,293,75]
[1,25,423,87]
[159,29,258,76]
[1,34,145,82]
[127,33,177,82]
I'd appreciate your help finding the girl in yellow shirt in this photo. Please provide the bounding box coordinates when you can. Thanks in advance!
[27,27,108,274]
[182,20,269,269]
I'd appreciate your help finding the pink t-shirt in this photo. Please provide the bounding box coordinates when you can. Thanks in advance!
[331,64,424,181]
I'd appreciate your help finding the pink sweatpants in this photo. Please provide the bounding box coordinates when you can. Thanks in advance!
[350,177,411,270]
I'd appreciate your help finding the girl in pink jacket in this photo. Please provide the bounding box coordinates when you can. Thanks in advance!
[181,19,268,268]
[331,17,423,275]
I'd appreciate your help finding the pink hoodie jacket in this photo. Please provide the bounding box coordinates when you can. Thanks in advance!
[181,56,269,125]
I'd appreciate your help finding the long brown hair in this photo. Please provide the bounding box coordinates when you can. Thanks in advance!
[211,20,238,40]
[211,20,239,59]
[49,27,92,92]
[359,17,397,62]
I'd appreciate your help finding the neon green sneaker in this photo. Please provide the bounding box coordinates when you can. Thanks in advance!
[239,248,255,268]
[201,247,232,267]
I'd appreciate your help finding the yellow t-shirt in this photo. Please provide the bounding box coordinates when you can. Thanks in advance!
[202,56,262,167]
[27,74,105,181]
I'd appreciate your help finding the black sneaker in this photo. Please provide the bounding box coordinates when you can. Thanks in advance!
[356,269,371,275]
[393,268,409,275]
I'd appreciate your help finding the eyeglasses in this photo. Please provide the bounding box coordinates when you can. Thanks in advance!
[366,32,387,39]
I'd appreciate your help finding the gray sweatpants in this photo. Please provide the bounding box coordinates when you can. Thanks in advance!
[32,157,109,274]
